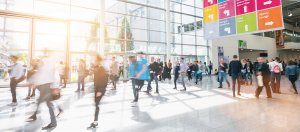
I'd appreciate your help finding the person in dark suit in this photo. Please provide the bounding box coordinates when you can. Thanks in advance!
[173,61,180,90]
[228,55,243,97]
[255,57,272,98]
[157,58,163,81]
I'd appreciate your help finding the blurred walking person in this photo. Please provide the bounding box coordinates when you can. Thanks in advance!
[255,57,272,98]
[110,56,119,90]
[24,59,39,100]
[269,57,283,93]
[76,59,86,92]
[128,56,139,104]
[286,60,299,94]
[218,58,230,88]
[146,57,160,94]
[7,55,24,106]
[179,58,188,91]
[87,55,109,129]
[58,61,67,88]
[173,61,180,90]
[228,55,242,97]
[26,53,58,130]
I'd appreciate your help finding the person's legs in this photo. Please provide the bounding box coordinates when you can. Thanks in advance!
[237,78,241,95]
[174,75,178,89]
[255,86,263,98]
[289,75,298,94]
[10,79,17,103]
[94,91,105,122]
[147,78,152,92]
[154,75,159,93]
[264,80,272,98]
[181,73,186,90]
[82,77,85,90]
[131,79,137,101]
[218,72,224,88]
[195,73,199,84]
[46,101,57,126]
[77,76,81,91]
[275,73,281,93]
[232,77,236,97]
[270,73,276,93]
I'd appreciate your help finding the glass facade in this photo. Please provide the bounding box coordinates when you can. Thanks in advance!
[0,0,208,82]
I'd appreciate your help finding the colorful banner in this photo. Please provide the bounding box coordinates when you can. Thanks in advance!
[203,0,284,40]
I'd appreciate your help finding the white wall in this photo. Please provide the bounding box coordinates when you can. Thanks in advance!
[210,35,278,70]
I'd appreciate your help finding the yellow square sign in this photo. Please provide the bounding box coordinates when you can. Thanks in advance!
[204,5,219,24]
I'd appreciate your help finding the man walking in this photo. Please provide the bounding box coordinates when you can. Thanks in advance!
[8,55,24,106]
[255,57,272,98]
[147,57,160,94]
[179,58,188,91]
[228,55,243,97]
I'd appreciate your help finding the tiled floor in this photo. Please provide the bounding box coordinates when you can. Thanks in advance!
[0,76,300,132]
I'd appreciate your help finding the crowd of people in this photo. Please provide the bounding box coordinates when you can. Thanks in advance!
[3,51,300,130]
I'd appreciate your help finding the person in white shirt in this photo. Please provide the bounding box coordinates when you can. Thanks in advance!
[8,55,24,106]
[26,53,58,130]
[268,57,283,93]
[179,58,188,91]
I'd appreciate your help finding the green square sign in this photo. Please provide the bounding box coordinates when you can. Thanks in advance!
[236,13,257,34]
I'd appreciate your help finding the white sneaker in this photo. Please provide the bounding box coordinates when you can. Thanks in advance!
[7,102,18,106]
[131,102,138,107]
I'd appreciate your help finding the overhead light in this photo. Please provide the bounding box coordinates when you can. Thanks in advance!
[250,50,253,52]
[288,10,293,17]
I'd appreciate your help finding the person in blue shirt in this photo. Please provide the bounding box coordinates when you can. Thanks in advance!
[286,60,299,94]
[128,56,139,104]
[135,52,150,92]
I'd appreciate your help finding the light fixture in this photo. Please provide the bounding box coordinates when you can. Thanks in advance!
[250,50,253,52]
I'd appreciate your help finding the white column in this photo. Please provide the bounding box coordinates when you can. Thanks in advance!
[99,0,105,55]
[165,0,171,62]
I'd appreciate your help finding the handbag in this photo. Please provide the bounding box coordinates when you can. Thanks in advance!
[257,75,263,87]
[51,88,61,101]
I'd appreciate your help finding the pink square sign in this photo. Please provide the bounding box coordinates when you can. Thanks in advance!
[236,0,256,15]
[218,0,235,20]
[204,0,218,8]
[257,0,281,11]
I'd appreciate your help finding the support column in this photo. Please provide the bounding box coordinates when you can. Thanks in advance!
[99,0,105,55]
[165,0,171,62]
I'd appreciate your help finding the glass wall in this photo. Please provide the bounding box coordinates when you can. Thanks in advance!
[0,0,209,84]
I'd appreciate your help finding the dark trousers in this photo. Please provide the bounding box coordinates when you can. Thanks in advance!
[255,79,272,98]
[94,90,105,121]
[10,78,18,103]
[289,75,298,93]
[131,79,139,101]
[119,70,124,78]
[271,73,281,93]
[32,83,57,125]
[174,74,179,89]
[231,75,241,97]
[77,75,85,90]
[147,74,159,92]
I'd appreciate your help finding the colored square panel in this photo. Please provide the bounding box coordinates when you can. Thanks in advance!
[218,0,227,3]
[257,0,281,11]
[218,0,235,20]
[236,0,256,15]
[219,17,236,36]
[204,21,219,39]
[204,5,219,24]
[258,6,283,31]
[236,12,257,34]
[204,0,218,8]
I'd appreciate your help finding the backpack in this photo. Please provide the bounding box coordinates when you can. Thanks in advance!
[273,65,281,74]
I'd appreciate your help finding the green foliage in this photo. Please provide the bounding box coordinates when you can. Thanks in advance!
[118,17,134,52]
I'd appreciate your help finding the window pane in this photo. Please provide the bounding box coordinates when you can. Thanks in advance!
[6,0,33,14]
[5,17,31,32]
[148,43,166,54]
[3,32,29,50]
[71,7,98,21]
[150,31,165,43]
[35,34,66,50]
[150,19,165,31]
[132,29,148,41]
[72,0,100,9]
[182,35,195,44]
[171,44,181,55]
[182,45,195,55]
[34,1,69,18]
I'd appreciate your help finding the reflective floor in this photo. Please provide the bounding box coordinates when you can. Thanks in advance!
[1,76,300,132]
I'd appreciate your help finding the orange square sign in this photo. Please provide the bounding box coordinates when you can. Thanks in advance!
[257,7,283,31]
